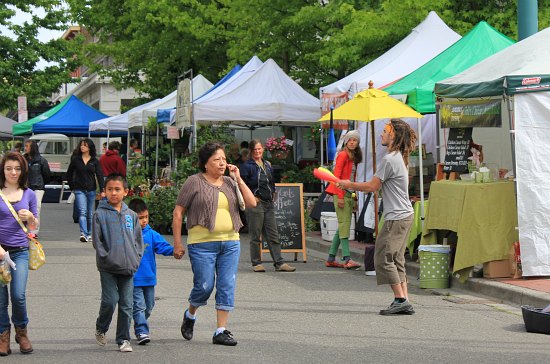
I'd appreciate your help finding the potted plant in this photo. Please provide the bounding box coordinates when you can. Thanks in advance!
[265,136,291,161]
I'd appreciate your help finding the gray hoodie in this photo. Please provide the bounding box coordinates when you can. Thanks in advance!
[92,200,144,276]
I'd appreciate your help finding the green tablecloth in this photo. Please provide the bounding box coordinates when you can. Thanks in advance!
[421,180,518,275]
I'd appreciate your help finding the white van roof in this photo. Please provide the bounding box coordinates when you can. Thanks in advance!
[29,133,70,142]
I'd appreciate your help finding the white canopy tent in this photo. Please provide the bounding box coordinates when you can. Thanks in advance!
[127,74,213,129]
[193,57,320,125]
[88,98,160,132]
[435,27,550,277]
[0,115,16,138]
[320,11,461,183]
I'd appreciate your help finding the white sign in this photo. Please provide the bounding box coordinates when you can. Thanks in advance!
[17,96,28,122]
[176,79,192,129]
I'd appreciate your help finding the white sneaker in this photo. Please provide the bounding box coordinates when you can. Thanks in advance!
[365,270,376,276]
[95,330,106,346]
[87,235,92,243]
[119,340,133,352]
[80,234,87,243]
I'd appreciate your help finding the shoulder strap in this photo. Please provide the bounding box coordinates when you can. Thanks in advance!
[0,190,28,233]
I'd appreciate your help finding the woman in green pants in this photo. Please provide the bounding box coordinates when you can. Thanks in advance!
[324,130,362,270]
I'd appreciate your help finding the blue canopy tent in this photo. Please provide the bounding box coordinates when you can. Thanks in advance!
[31,95,117,136]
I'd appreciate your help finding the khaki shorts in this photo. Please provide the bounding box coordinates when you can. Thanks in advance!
[374,215,414,285]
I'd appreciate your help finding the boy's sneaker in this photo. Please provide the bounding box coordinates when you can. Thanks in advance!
[379,300,414,315]
[212,330,237,346]
[95,330,106,346]
[137,333,150,345]
[181,310,195,340]
[80,234,87,243]
[119,340,133,352]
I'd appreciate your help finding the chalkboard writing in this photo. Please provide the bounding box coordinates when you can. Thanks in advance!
[261,183,307,262]
[443,128,473,173]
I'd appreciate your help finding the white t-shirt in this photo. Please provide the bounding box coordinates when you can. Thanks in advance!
[374,151,413,221]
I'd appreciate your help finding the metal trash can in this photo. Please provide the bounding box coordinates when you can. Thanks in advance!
[419,245,451,289]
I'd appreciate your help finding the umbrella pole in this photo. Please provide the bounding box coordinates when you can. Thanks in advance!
[417,118,425,231]
[371,120,379,236]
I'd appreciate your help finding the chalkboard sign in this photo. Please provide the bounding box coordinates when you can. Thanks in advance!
[260,183,307,262]
[443,128,473,173]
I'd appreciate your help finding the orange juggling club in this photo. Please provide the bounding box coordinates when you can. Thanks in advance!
[313,167,340,184]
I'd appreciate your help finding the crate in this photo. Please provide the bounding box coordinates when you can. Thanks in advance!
[320,212,355,241]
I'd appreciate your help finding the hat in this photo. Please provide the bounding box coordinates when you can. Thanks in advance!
[343,130,361,145]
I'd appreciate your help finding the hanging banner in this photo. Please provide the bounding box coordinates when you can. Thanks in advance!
[506,75,550,95]
[440,99,501,128]
[321,92,349,130]
[167,126,180,139]
[176,78,191,129]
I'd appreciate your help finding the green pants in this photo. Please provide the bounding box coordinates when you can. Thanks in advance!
[329,193,354,257]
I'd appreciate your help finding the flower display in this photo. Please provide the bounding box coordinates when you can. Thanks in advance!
[265,136,289,152]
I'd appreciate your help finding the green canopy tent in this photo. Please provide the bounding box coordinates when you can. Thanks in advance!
[12,97,70,136]
[383,21,515,114]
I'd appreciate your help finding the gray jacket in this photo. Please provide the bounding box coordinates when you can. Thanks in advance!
[92,200,144,276]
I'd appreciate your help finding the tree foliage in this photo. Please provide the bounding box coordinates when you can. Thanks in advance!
[0,1,81,111]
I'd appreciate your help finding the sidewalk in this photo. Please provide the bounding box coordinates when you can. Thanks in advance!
[306,231,550,308]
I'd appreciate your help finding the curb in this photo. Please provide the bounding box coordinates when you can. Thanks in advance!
[306,234,550,308]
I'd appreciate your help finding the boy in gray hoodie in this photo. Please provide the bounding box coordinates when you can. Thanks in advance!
[92,173,144,353]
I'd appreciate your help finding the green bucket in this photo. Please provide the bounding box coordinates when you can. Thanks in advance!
[419,245,451,289]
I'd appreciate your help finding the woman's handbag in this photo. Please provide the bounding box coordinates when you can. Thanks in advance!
[0,191,46,270]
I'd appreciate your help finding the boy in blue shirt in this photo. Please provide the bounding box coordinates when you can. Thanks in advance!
[128,199,174,345]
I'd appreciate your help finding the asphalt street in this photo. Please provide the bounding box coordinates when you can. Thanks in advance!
[7,202,550,363]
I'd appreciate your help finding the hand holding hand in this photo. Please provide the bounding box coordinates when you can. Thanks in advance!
[173,243,186,260]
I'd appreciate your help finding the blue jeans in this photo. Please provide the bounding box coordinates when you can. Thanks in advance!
[96,272,133,345]
[74,190,96,237]
[187,240,240,311]
[0,249,29,332]
[133,286,155,336]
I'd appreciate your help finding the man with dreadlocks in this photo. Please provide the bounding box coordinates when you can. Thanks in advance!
[338,119,417,315]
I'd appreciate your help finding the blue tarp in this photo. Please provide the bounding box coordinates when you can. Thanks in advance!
[156,65,243,124]
[32,95,116,136]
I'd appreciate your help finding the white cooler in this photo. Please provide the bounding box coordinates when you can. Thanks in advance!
[320,212,355,241]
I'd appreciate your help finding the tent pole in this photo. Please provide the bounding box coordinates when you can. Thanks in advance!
[507,95,517,187]
[417,118,425,230]
[126,129,130,170]
[371,120,378,236]
[155,124,159,181]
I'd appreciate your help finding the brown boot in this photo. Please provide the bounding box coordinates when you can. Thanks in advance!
[14,326,33,354]
[0,329,11,356]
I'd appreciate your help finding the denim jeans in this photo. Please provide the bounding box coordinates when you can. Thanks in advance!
[96,272,133,345]
[74,190,96,237]
[187,240,240,311]
[0,249,29,332]
[133,286,155,336]
[247,201,283,266]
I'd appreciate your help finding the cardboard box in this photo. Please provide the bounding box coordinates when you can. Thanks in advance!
[483,259,512,278]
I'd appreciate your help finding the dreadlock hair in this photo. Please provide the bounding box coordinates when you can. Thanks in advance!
[388,119,417,167]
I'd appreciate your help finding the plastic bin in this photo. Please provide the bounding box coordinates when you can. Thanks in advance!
[320,212,355,241]
[418,245,451,289]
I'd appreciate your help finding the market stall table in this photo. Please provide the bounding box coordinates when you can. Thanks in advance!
[421,180,518,279]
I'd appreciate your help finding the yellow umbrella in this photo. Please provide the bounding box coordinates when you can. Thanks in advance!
[319,88,422,121]
[319,86,424,235]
